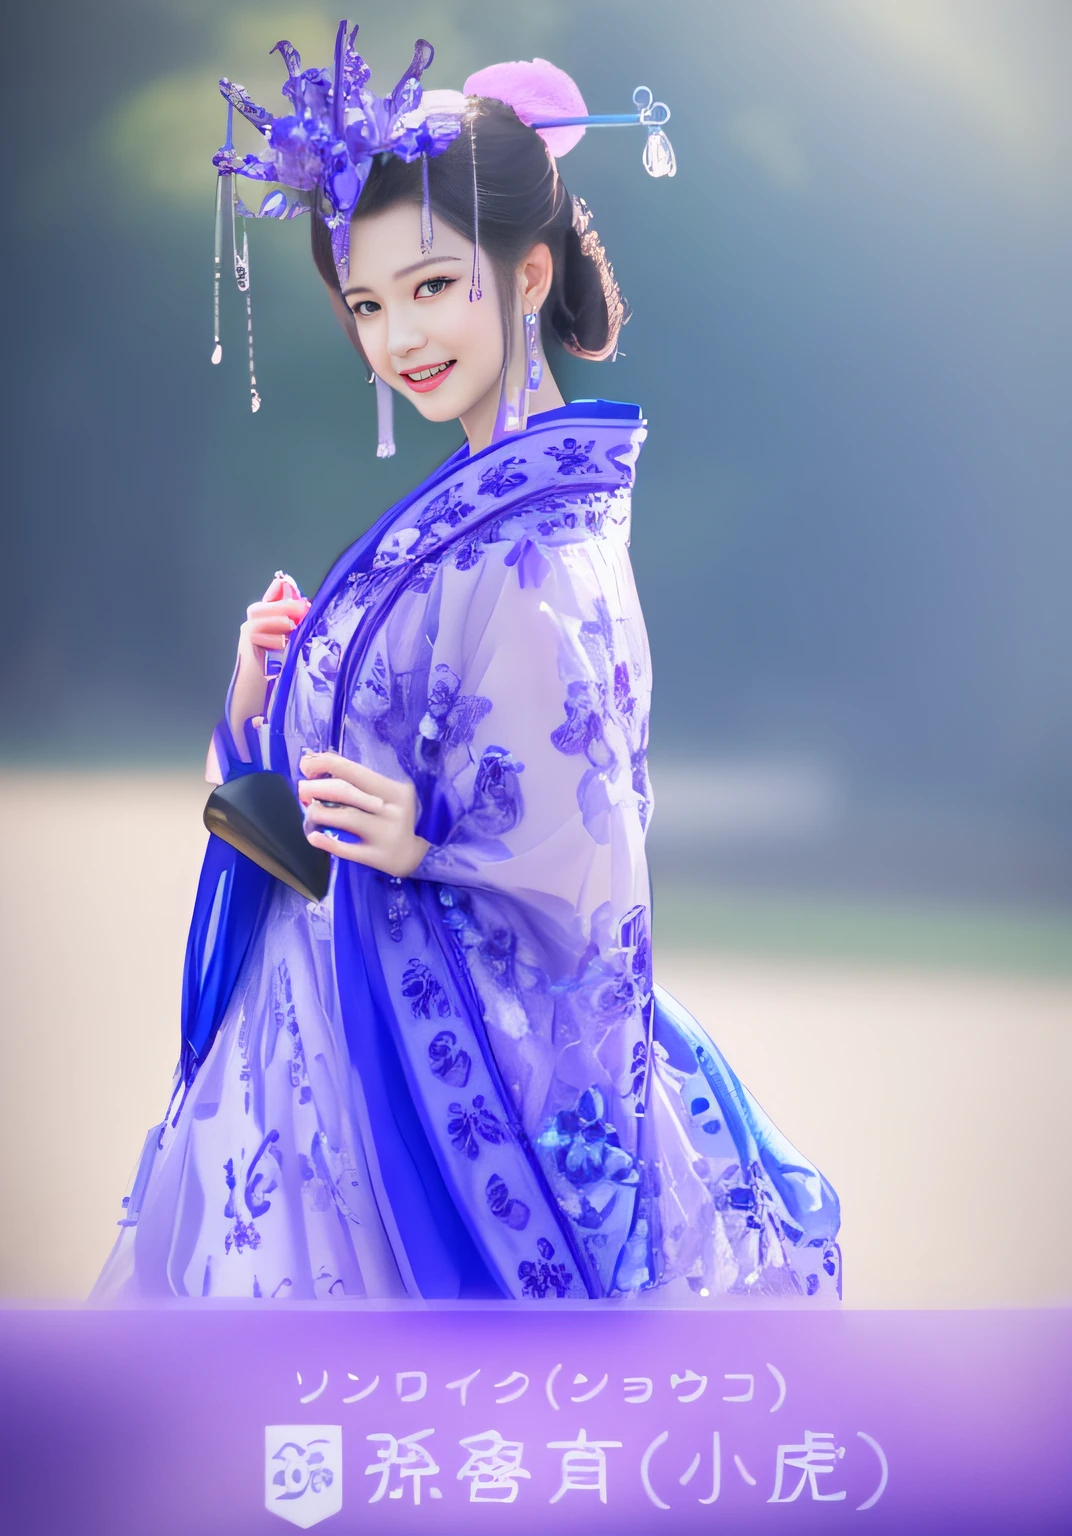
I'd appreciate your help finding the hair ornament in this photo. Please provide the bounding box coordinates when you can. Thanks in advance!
[211,18,460,406]
[210,19,674,419]
[462,59,588,158]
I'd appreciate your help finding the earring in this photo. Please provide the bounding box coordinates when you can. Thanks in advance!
[524,308,543,393]
[374,373,395,458]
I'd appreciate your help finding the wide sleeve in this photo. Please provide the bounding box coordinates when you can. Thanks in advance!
[409,519,652,963]
[338,508,655,1199]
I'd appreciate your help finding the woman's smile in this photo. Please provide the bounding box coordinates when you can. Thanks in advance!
[398,360,456,392]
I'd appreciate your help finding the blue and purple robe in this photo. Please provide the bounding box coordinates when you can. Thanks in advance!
[93,401,841,1304]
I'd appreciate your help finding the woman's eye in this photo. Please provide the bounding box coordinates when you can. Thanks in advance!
[416,277,455,299]
[352,300,380,317]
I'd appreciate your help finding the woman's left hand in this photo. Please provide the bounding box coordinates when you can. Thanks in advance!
[298,751,430,877]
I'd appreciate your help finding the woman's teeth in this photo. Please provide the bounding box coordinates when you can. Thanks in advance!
[406,363,449,381]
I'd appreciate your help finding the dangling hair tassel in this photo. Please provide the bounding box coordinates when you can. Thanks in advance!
[211,175,223,365]
[374,373,395,457]
[468,110,482,301]
[420,154,433,256]
[231,180,260,412]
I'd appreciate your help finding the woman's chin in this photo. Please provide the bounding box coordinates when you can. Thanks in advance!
[402,374,495,425]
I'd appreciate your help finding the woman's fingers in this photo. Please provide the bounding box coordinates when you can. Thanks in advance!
[298,776,385,814]
[300,751,410,803]
[246,599,309,625]
[305,829,381,866]
[302,802,382,838]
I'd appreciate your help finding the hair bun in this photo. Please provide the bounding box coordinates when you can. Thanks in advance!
[462,58,587,157]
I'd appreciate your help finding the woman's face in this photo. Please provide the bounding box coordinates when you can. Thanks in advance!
[345,202,505,425]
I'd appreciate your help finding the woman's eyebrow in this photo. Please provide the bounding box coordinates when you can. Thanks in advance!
[342,255,464,297]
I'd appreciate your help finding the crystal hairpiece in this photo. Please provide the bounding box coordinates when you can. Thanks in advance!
[529,86,676,178]
[210,19,459,413]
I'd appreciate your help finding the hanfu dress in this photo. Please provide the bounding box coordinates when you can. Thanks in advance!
[93,401,841,1304]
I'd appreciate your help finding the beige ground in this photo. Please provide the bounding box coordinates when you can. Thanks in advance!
[1,769,1069,1306]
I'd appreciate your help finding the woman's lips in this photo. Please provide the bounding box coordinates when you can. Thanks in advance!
[399,361,456,393]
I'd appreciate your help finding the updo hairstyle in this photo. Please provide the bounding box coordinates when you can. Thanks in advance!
[311,98,628,362]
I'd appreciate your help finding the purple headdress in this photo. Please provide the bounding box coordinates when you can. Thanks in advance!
[211,20,461,427]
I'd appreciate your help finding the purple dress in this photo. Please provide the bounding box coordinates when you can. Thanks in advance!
[93,402,841,1304]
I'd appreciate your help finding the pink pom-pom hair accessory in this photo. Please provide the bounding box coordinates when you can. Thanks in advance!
[463,61,675,178]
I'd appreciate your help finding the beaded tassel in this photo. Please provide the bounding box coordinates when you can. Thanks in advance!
[420,154,433,256]
[211,175,223,365]
[231,179,260,413]
[468,115,482,301]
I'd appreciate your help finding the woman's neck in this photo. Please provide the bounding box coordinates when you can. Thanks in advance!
[460,365,565,454]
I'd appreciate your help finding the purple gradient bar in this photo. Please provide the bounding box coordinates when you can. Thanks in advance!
[0,1307,1067,1533]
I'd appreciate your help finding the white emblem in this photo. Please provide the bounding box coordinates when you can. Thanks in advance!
[265,1425,343,1528]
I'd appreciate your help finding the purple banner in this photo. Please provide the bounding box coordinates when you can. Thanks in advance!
[1,1307,1067,1533]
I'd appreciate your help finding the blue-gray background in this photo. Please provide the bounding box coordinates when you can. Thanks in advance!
[6,0,1071,917]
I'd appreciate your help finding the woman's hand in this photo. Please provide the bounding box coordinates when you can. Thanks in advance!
[241,575,311,659]
[299,751,431,878]
[228,576,312,750]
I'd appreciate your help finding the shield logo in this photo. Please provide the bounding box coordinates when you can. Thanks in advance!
[265,1425,343,1528]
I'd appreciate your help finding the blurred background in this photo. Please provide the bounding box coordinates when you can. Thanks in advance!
[2,0,1070,1304]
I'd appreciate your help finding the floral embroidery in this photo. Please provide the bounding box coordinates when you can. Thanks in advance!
[428,1029,471,1087]
[408,560,439,593]
[223,1129,281,1253]
[467,745,526,836]
[382,876,411,942]
[613,661,635,718]
[629,1041,648,1101]
[544,437,599,475]
[419,664,492,758]
[401,958,450,1020]
[416,483,475,532]
[363,652,388,701]
[453,540,485,571]
[518,1236,573,1298]
[485,1173,531,1230]
[478,456,528,497]
[304,635,341,695]
[447,1094,509,1159]
[550,680,608,759]
[539,1087,639,1188]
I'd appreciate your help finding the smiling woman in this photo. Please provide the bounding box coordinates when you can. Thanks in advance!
[311,93,625,451]
[92,29,841,1306]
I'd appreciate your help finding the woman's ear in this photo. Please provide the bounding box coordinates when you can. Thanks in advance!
[518,241,555,310]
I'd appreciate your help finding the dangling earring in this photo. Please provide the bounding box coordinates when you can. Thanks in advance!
[374,373,395,458]
[525,308,543,393]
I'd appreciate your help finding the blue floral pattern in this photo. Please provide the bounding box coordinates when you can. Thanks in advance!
[447,1094,509,1159]
[478,456,528,498]
[485,1173,531,1230]
[518,1236,573,1298]
[545,437,600,475]
[401,959,450,1020]
[428,1029,471,1086]
[539,1087,639,1188]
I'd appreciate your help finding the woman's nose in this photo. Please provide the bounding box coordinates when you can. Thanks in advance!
[386,309,428,363]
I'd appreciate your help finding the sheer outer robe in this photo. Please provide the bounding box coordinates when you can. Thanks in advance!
[181,404,841,1301]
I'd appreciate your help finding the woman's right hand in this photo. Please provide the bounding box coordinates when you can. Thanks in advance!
[240,575,311,659]
[225,576,312,758]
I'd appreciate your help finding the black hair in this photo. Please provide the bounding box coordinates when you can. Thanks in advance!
[311,97,628,361]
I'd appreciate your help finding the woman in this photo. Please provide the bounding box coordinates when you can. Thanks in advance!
[93,34,840,1304]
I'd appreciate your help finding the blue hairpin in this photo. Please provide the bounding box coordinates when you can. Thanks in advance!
[530,86,676,178]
